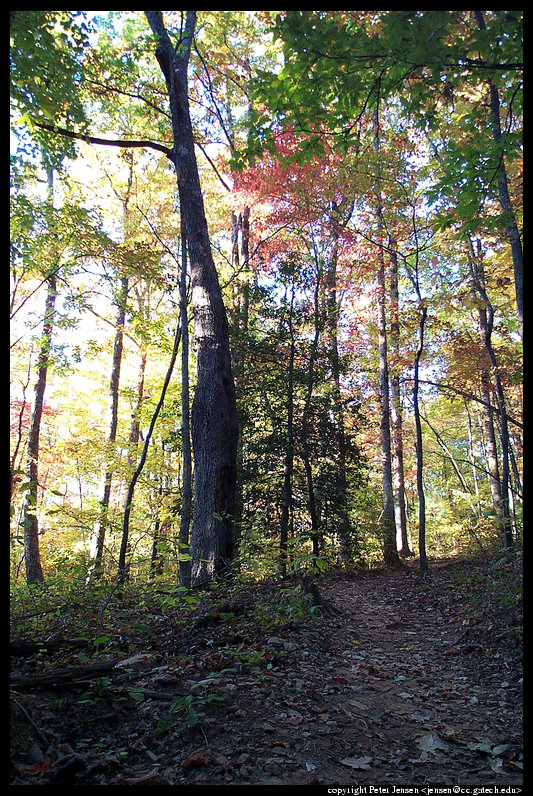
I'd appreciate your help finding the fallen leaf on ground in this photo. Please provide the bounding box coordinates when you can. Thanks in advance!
[339,756,373,770]
[349,700,368,711]
[182,748,210,769]
[416,733,450,754]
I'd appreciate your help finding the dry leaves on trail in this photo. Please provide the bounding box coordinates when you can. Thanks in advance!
[10,558,522,787]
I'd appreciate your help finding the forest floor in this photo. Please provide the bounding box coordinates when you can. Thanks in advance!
[10,552,523,789]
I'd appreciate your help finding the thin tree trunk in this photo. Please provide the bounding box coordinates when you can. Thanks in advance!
[11,361,31,510]
[508,429,523,503]
[87,276,128,581]
[388,239,411,556]
[23,166,57,585]
[464,399,482,518]
[478,373,502,512]
[145,11,238,587]
[118,316,182,584]
[421,413,472,497]
[301,254,322,559]
[117,349,147,584]
[325,233,354,565]
[373,105,399,567]
[150,517,164,578]
[279,286,295,579]
[468,241,513,548]
[129,351,147,453]
[226,64,254,555]
[302,453,320,558]
[230,205,251,563]
[413,300,428,574]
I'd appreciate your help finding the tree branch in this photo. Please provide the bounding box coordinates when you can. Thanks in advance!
[402,377,523,430]
[33,121,174,159]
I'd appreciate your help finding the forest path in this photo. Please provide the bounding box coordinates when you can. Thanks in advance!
[10,559,522,787]
[297,566,523,787]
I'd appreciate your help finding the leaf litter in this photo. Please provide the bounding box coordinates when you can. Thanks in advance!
[10,556,522,786]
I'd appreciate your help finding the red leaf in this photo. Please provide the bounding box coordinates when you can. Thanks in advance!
[34,763,51,773]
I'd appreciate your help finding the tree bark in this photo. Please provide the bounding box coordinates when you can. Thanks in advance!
[373,106,400,567]
[388,239,411,556]
[145,11,238,586]
[178,225,192,589]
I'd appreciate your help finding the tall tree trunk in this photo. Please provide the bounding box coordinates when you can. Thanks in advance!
[468,241,513,548]
[226,63,254,558]
[88,275,128,581]
[89,157,134,582]
[388,239,411,556]
[230,205,251,564]
[373,105,399,567]
[128,349,146,457]
[413,300,428,574]
[464,399,482,518]
[178,225,192,589]
[301,254,322,559]
[474,11,523,341]
[402,216,429,572]
[117,349,147,583]
[508,428,523,504]
[325,233,353,564]
[479,370,502,513]
[279,286,295,579]
[149,478,167,579]
[23,171,58,584]
[145,11,238,587]
[118,313,182,584]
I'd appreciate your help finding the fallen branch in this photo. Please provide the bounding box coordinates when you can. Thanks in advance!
[10,693,48,742]
[10,659,117,689]
[10,639,90,657]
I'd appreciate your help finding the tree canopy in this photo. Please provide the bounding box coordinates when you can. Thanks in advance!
[11,10,522,587]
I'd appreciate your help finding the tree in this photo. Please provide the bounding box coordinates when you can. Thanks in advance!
[474,11,522,342]
[178,223,192,589]
[145,12,239,586]
[86,274,128,580]
[11,11,91,583]
[373,103,400,567]
[21,168,56,584]
[388,239,411,556]
[10,11,522,585]
[468,239,513,549]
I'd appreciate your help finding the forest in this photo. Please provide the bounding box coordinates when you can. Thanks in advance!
[10,10,522,789]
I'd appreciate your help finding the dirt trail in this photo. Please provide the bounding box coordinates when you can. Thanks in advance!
[10,561,523,787]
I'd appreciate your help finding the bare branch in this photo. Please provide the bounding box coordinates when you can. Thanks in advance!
[33,121,174,159]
